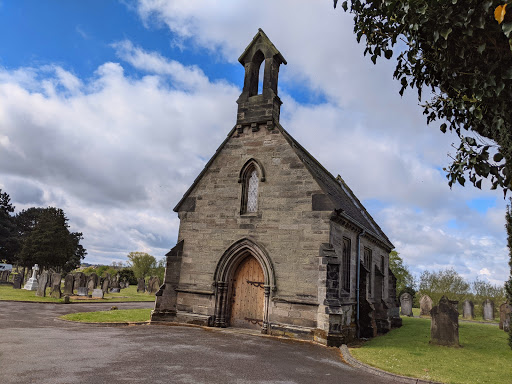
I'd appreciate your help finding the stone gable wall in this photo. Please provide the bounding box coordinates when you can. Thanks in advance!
[174,124,331,326]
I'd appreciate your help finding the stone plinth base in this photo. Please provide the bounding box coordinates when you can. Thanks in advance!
[23,278,38,291]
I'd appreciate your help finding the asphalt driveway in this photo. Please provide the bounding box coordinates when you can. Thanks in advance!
[0,301,395,384]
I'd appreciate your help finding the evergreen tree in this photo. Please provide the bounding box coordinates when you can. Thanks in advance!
[0,189,18,263]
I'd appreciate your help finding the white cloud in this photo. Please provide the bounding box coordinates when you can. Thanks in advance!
[0,48,239,262]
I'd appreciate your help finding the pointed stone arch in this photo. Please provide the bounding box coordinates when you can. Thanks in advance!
[238,158,266,183]
[213,238,275,332]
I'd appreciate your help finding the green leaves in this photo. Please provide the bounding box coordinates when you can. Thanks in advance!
[337,0,512,196]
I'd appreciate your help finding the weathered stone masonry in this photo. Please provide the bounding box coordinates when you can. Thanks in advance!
[152,29,401,346]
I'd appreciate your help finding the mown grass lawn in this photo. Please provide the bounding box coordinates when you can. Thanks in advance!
[350,317,511,384]
[0,284,155,303]
[60,308,152,323]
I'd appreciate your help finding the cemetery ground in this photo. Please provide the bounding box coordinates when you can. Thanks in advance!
[350,316,511,384]
[0,283,155,303]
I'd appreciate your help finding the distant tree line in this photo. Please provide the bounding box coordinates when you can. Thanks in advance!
[389,251,507,316]
[0,189,86,273]
[418,268,506,317]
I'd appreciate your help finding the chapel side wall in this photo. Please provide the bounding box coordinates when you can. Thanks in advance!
[174,125,331,326]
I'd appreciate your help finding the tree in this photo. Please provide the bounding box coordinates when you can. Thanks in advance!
[127,252,156,279]
[505,198,512,347]
[0,189,19,263]
[419,268,470,305]
[151,258,166,284]
[336,0,512,195]
[472,277,506,304]
[388,251,416,300]
[15,207,86,271]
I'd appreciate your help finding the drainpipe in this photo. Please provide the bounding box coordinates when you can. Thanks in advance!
[356,229,366,339]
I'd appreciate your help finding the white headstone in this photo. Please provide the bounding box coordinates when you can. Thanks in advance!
[92,289,104,299]
[23,264,39,291]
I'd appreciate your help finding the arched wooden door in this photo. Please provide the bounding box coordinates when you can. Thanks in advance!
[229,256,264,329]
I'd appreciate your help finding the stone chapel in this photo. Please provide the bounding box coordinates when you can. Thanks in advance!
[151,29,402,346]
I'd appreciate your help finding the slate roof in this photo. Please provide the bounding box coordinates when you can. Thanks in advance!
[174,122,393,250]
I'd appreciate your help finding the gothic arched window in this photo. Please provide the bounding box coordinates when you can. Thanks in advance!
[246,168,259,212]
[239,159,265,214]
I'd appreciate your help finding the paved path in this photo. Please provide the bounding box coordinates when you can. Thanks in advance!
[0,301,395,384]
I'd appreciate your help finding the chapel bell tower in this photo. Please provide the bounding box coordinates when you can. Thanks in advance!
[236,29,287,132]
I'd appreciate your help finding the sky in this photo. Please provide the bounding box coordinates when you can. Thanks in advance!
[0,1,509,287]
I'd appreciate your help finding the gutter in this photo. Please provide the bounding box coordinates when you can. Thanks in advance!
[356,229,366,339]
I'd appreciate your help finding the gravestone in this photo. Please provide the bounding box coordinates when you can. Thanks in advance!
[400,292,413,317]
[88,273,99,289]
[430,296,460,347]
[77,287,88,296]
[23,264,39,291]
[50,273,62,299]
[101,274,110,293]
[137,278,146,293]
[74,272,86,292]
[499,302,512,331]
[92,289,104,299]
[419,295,433,317]
[462,300,474,320]
[110,288,120,293]
[13,273,23,289]
[0,270,11,282]
[110,273,121,289]
[482,299,495,321]
[36,271,49,297]
[63,274,74,295]
[148,276,161,294]
[87,277,95,294]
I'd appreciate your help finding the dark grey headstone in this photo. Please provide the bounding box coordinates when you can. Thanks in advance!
[50,273,62,299]
[462,300,474,320]
[36,271,49,297]
[101,274,110,293]
[63,274,74,295]
[77,287,88,296]
[13,273,23,289]
[430,296,459,347]
[74,272,86,291]
[419,295,433,317]
[89,273,99,289]
[87,278,95,293]
[400,292,413,317]
[137,278,146,293]
[482,299,495,320]
[148,276,161,294]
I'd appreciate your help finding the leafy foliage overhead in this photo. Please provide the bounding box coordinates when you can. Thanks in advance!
[336,0,512,196]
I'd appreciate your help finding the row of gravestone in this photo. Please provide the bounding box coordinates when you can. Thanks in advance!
[24,271,129,299]
[400,293,512,333]
[0,270,11,282]
[137,276,161,294]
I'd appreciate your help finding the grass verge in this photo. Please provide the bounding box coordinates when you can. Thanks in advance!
[60,308,152,323]
[350,317,511,384]
[0,284,155,303]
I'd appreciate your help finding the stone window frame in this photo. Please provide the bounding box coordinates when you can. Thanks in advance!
[341,237,351,294]
[363,247,373,297]
[238,158,266,215]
